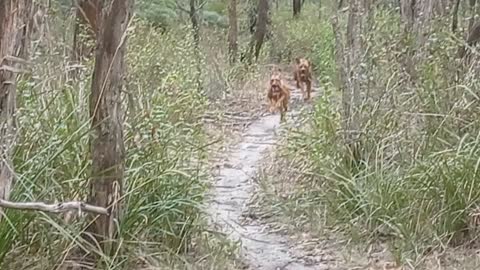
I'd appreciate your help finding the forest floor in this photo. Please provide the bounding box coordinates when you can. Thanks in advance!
[203,67,401,270]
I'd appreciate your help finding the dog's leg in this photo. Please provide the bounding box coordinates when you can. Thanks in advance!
[269,103,275,113]
[280,99,287,122]
[268,97,275,113]
[276,95,284,113]
[279,100,286,122]
[294,73,300,89]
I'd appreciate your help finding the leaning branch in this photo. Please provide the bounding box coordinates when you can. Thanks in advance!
[0,200,109,215]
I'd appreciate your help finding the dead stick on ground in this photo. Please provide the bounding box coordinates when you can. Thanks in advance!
[0,199,109,215]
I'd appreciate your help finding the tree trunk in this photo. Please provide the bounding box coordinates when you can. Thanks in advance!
[248,0,269,63]
[468,0,477,32]
[189,0,202,90]
[344,0,365,165]
[87,0,131,255]
[228,0,238,64]
[452,0,461,32]
[457,20,480,59]
[0,1,31,210]
[318,0,322,19]
[399,0,418,83]
[248,0,257,34]
[189,0,200,48]
[331,15,346,109]
[293,0,302,17]
[400,0,415,32]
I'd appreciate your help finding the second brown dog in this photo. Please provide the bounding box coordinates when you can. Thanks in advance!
[293,57,312,101]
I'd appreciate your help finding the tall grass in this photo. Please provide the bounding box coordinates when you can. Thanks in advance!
[0,10,240,268]
[260,3,480,265]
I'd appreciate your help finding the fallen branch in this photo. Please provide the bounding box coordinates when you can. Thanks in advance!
[0,199,109,216]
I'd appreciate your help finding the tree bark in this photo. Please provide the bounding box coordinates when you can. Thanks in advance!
[0,0,31,210]
[189,0,202,91]
[457,20,480,59]
[331,15,346,108]
[228,0,238,64]
[400,0,415,32]
[344,0,365,165]
[189,0,200,48]
[293,0,302,17]
[468,0,477,32]
[248,0,257,34]
[399,0,418,83]
[87,0,131,255]
[452,0,461,32]
[318,0,322,19]
[248,0,269,63]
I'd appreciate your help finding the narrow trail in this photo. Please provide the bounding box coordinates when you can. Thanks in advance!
[206,73,320,270]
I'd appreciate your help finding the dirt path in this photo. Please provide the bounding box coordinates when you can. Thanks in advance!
[206,74,320,270]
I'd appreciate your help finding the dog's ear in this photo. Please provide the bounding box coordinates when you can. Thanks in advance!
[294,57,300,65]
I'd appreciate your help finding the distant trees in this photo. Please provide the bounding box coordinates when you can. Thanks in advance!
[248,0,269,63]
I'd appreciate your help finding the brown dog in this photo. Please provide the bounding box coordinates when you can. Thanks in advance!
[267,71,290,122]
[293,57,312,101]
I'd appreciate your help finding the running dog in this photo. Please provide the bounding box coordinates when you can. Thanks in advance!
[293,57,313,101]
[267,71,290,122]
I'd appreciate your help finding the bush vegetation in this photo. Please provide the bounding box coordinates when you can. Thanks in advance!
[260,1,480,265]
[3,0,480,268]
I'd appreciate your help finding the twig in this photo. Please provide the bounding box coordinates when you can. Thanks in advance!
[0,199,109,215]
[0,65,29,74]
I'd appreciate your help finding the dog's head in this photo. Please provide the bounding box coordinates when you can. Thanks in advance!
[270,72,283,93]
[295,58,311,76]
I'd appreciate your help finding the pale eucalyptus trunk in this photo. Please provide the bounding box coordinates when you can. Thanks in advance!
[87,0,131,256]
[228,0,238,64]
[0,0,31,209]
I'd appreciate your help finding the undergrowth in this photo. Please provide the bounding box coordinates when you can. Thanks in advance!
[258,3,480,267]
[0,11,243,270]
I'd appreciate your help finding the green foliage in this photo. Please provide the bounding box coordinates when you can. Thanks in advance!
[206,0,227,15]
[0,17,211,270]
[201,10,228,28]
[136,0,178,30]
[266,3,480,264]
[268,7,335,81]
[122,21,208,249]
